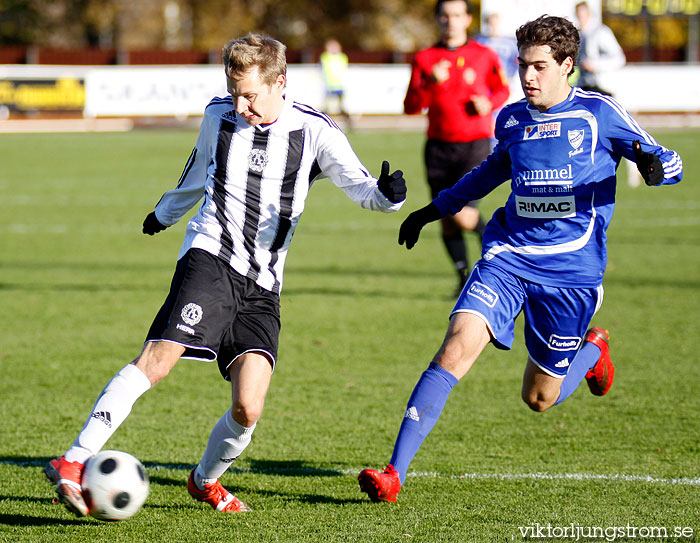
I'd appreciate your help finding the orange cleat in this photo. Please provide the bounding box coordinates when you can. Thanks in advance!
[44,456,89,516]
[187,469,251,512]
[358,464,401,503]
[584,327,615,396]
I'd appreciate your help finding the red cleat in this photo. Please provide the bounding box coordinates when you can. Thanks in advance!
[44,457,89,517]
[358,465,401,502]
[187,469,251,512]
[584,327,614,396]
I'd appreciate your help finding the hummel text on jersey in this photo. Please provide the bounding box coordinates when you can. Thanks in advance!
[516,164,573,186]
[515,195,576,218]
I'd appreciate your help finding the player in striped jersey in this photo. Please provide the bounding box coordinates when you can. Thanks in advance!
[45,34,406,516]
[359,15,682,503]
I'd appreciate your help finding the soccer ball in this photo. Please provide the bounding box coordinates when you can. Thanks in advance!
[82,450,149,521]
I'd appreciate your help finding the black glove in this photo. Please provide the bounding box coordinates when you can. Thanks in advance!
[633,140,664,186]
[377,160,407,203]
[398,203,441,250]
[142,211,167,235]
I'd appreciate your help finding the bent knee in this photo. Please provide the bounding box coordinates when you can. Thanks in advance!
[232,400,264,426]
[135,342,183,385]
[134,359,172,385]
[521,390,557,412]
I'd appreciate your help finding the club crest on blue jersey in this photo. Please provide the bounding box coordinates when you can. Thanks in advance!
[568,129,585,157]
[568,129,584,149]
[523,122,561,140]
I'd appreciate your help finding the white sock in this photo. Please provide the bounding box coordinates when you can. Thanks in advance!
[194,409,255,488]
[64,364,151,464]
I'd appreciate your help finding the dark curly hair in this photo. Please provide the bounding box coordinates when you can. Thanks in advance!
[516,15,580,75]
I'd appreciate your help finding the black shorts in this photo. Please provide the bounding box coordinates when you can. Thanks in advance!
[425,138,492,205]
[146,248,281,380]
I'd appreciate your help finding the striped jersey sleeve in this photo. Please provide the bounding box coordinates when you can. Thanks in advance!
[152,96,402,294]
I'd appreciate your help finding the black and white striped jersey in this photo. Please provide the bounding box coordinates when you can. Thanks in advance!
[154,95,404,294]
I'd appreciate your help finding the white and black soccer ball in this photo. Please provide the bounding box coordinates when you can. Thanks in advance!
[82,450,149,521]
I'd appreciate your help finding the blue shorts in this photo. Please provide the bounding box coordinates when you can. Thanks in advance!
[451,260,604,377]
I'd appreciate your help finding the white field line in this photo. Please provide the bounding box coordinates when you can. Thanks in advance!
[399,470,700,486]
[193,466,700,487]
[5,458,698,486]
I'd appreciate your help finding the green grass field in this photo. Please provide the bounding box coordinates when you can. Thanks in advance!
[1,126,698,542]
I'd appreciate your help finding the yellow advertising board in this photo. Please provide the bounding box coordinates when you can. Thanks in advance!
[0,78,85,111]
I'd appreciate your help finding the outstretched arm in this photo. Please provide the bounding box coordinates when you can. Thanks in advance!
[432,143,512,217]
[398,141,511,250]
[398,202,441,249]
[601,97,682,187]
[316,127,406,213]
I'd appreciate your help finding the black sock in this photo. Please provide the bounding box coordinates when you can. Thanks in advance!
[442,233,468,278]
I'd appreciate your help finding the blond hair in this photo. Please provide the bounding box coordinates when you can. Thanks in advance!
[222,34,287,85]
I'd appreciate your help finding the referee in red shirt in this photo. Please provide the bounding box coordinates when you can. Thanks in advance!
[404,0,509,296]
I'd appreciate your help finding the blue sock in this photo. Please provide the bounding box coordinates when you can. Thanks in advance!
[554,342,601,406]
[389,363,459,484]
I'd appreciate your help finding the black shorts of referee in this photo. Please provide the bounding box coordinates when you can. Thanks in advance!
[424,138,492,205]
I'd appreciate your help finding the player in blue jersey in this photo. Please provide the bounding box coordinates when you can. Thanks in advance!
[358,14,683,503]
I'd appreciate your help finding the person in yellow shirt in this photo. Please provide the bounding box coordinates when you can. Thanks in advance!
[320,38,350,122]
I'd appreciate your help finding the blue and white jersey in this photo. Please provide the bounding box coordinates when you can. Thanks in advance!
[433,87,683,288]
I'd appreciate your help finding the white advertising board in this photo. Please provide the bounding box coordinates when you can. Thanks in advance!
[598,65,700,112]
[2,61,698,117]
[83,64,411,117]
[84,66,227,117]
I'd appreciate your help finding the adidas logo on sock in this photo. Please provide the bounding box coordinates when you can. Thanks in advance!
[404,406,420,422]
[504,115,519,128]
[91,410,112,428]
